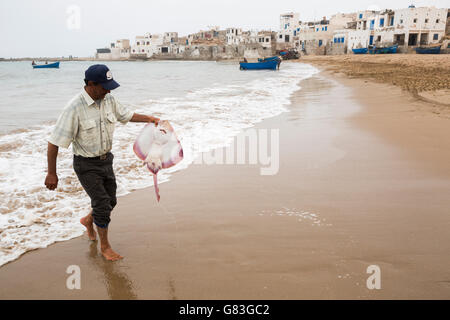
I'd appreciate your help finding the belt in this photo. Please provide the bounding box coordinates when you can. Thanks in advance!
[74,153,110,160]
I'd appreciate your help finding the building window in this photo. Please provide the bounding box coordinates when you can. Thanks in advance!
[341,37,344,43]
[377,35,381,41]
[413,18,417,23]
[316,28,319,32]
[319,40,322,47]
[279,34,282,39]
[390,16,394,26]
[334,38,337,43]
[359,13,363,19]
[370,20,374,30]
[436,19,440,23]
[433,34,439,40]
[380,18,384,26]
[137,41,140,45]
[400,19,403,24]
[325,26,328,31]
[425,18,429,23]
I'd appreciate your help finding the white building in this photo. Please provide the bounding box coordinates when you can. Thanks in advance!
[95,48,112,60]
[256,31,273,49]
[393,6,447,46]
[347,6,448,51]
[226,28,243,45]
[163,32,178,44]
[277,12,300,44]
[131,33,163,58]
[110,39,130,59]
[347,10,383,49]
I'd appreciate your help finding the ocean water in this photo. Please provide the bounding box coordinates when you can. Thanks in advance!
[0,60,318,266]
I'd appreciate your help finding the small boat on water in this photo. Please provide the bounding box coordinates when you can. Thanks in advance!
[258,56,280,62]
[239,59,279,70]
[352,48,368,54]
[368,44,398,54]
[415,45,441,54]
[32,62,60,69]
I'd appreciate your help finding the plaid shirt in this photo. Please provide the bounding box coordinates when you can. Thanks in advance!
[49,89,134,157]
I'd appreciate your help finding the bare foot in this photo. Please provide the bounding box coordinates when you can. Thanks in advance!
[80,216,97,241]
[101,247,123,261]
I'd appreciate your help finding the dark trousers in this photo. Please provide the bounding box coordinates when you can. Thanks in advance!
[73,152,117,228]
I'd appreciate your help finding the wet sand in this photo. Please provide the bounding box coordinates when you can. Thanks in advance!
[1,67,449,299]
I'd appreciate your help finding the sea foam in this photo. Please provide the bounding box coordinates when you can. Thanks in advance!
[0,63,318,266]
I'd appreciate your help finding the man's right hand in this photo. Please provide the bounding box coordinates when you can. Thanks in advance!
[45,173,58,190]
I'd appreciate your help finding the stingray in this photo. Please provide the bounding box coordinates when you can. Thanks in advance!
[133,120,183,201]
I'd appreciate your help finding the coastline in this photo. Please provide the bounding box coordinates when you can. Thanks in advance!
[0,66,449,299]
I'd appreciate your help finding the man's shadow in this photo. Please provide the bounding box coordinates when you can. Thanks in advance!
[88,242,138,300]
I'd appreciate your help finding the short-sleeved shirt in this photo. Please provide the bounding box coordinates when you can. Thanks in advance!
[48,89,134,157]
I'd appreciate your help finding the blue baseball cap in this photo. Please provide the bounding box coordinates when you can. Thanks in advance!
[84,64,120,90]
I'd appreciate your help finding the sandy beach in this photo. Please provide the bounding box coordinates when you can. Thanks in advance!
[1,62,449,299]
[301,54,450,114]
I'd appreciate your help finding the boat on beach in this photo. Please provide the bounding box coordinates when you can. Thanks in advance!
[352,48,368,54]
[32,62,60,69]
[368,44,398,54]
[239,59,280,70]
[415,45,441,54]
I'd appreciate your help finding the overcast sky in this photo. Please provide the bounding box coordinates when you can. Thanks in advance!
[0,0,448,58]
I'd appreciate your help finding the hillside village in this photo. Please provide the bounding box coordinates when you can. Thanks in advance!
[96,5,450,60]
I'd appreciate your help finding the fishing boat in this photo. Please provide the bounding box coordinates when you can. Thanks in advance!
[258,56,280,62]
[368,44,398,54]
[415,45,441,54]
[32,62,60,69]
[352,48,368,54]
[239,59,279,70]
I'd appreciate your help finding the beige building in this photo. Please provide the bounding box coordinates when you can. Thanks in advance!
[95,39,130,60]
[110,39,130,59]
[296,13,356,53]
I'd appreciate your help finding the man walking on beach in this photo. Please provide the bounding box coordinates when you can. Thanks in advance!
[44,64,159,261]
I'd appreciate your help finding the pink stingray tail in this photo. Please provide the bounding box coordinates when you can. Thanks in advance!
[153,173,160,202]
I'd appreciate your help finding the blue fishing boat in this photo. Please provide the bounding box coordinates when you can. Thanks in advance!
[352,48,368,54]
[239,59,279,70]
[258,56,280,62]
[415,45,441,54]
[368,44,398,54]
[32,62,60,69]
